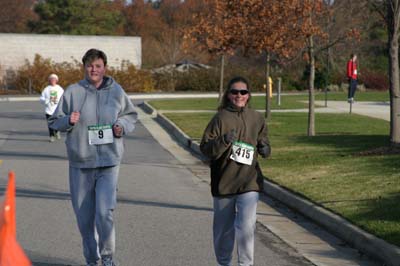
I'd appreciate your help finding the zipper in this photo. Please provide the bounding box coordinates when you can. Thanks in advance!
[96,88,100,165]
[239,108,247,143]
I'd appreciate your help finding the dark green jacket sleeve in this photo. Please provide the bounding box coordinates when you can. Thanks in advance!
[200,115,230,160]
[257,116,271,158]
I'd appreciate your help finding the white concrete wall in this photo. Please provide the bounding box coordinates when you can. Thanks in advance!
[0,33,141,77]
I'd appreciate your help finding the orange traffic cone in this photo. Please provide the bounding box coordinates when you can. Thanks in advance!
[0,171,31,266]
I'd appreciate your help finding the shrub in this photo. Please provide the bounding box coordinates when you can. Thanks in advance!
[108,60,155,92]
[151,62,273,92]
[174,69,219,92]
[12,54,83,93]
[13,55,55,93]
[280,73,303,91]
[8,54,155,94]
[359,70,389,91]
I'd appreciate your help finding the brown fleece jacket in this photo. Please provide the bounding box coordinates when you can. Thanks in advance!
[200,104,270,197]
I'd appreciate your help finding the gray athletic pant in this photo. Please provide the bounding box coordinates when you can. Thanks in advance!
[69,165,119,264]
[213,191,259,266]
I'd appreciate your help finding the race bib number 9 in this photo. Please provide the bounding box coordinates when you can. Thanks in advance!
[88,124,114,145]
[229,141,254,165]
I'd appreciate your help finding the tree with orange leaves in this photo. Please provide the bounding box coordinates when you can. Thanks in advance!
[0,0,35,33]
[125,0,205,90]
[184,0,242,99]
[248,0,358,134]
[186,0,359,129]
[186,0,316,115]
[292,0,360,136]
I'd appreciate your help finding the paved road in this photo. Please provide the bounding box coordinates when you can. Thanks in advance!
[0,101,315,266]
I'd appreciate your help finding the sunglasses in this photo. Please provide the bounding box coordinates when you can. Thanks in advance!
[230,89,249,95]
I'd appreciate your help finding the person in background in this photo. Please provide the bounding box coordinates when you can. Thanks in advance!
[347,53,358,103]
[40,73,64,142]
[200,76,271,266]
[49,49,137,266]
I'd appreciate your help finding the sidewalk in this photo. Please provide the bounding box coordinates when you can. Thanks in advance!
[315,100,390,121]
[0,94,389,121]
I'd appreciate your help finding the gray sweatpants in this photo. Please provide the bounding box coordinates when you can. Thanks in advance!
[69,165,119,264]
[213,191,259,266]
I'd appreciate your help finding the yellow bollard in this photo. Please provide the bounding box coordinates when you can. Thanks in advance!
[268,76,273,99]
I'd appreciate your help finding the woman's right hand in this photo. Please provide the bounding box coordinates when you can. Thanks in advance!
[224,129,237,144]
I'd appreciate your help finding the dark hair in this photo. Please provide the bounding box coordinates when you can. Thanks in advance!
[218,76,251,110]
[82,48,107,66]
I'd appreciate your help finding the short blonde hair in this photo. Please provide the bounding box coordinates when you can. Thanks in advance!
[48,73,59,81]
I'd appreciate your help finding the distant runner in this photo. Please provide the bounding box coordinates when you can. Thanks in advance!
[347,53,358,103]
[40,73,64,142]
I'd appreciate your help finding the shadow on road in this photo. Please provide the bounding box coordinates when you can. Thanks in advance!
[117,196,213,212]
[27,250,81,266]
[0,151,67,160]
[0,112,43,120]
[0,187,70,201]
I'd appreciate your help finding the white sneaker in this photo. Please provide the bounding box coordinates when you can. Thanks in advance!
[102,257,116,266]
[49,136,55,142]
[56,131,61,139]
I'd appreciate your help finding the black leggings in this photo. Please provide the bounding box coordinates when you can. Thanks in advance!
[45,114,58,137]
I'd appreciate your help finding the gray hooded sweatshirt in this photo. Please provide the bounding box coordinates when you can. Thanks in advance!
[49,76,137,168]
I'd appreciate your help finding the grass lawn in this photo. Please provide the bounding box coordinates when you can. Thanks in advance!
[163,111,400,247]
[149,95,309,110]
[148,91,389,111]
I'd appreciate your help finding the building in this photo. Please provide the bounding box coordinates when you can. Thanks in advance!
[0,33,142,79]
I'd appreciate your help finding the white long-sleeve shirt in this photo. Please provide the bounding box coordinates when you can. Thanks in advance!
[40,85,64,115]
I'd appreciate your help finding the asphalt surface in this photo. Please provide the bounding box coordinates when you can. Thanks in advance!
[0,101,316,266]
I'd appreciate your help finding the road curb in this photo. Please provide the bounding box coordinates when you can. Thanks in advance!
[140,102,400,266]
[140,101,156,115]
[155,112,203,157]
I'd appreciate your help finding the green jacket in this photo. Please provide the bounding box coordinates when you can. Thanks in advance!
[200,104,270,197]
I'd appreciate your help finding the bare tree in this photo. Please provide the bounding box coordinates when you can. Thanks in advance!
[385,0,400,145]
[368,0,400,146]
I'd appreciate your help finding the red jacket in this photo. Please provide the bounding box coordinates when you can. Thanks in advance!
[347,59,357,79]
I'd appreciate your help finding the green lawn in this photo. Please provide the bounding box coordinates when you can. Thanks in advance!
[148,91,389,111]
[149,95,308,110]
[163,111,400,247]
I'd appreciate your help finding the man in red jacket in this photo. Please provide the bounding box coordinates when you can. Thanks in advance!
[347,53,358,103]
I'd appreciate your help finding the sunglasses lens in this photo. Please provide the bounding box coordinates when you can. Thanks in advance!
[230,89,249,95]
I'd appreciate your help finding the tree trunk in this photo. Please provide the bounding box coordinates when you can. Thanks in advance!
[387,0,400,146]
[308,34,316,137]
[265,51,271,119]
[219,54,225,103]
